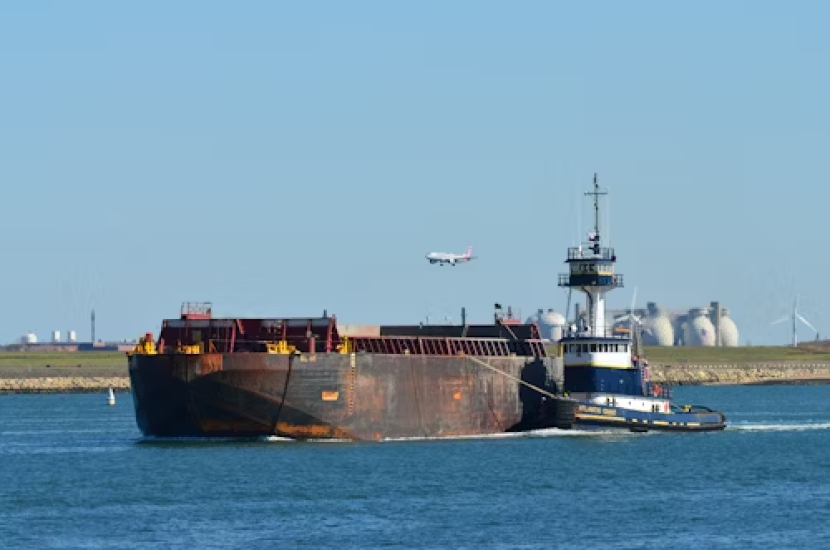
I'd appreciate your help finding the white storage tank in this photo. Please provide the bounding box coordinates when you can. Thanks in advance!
[684,308,716,346]
[643,309,675,346]
[539,309,566,342]
[51,330,61,343]
[68,330,77,343]
[25,332,38,344]
[719,308,739,347]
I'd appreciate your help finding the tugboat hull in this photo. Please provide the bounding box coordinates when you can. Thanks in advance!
[574,403,726,432]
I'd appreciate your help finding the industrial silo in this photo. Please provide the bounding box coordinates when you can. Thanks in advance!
[718,308,739,347]
[68,330,77,343]
[642,305,674,346]
[683,308,716,346]
[539,309,566,342]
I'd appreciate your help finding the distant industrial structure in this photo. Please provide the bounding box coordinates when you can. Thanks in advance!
[524,301,740,346]
[7,308,136,352]
[525,308,566,342]
[606,301,739,347]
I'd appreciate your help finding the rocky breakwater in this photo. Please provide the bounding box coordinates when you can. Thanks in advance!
[0,377,131,393]
[650,361,830,386]
[0,364,130,393]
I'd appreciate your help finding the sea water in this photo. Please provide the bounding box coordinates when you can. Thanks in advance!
[1,385,830,549]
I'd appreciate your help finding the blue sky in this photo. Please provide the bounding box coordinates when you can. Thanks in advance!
[0,1,828,345]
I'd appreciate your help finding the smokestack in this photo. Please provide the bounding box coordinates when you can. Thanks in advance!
[710,301,722,346]
[91,309,96,343]
[461,307,467,326]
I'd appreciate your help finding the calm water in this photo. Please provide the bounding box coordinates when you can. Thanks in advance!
[1,386,830,549]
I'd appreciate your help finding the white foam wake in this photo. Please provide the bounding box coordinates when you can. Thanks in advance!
[727,422,830,432]
[139,436,268,443]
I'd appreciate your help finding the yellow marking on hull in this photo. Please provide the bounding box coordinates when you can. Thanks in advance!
[576,405,618,415]
[576,413,626,422]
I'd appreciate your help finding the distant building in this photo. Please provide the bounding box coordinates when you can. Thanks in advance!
[603,301,739,347]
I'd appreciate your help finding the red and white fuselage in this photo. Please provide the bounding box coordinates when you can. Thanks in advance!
[425,246,476,266]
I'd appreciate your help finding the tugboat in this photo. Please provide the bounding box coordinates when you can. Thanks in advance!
[557,175,726,432]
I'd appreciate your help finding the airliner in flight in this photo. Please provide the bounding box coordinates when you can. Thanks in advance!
[425,246,476,266]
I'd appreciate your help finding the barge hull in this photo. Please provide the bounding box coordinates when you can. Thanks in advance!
[129,352,572,441]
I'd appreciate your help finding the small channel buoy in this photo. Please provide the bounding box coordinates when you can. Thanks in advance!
[107,388,116,406]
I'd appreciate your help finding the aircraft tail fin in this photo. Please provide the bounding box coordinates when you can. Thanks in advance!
[465,246,472,258]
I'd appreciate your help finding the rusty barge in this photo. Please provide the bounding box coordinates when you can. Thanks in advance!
[127,303,575,441]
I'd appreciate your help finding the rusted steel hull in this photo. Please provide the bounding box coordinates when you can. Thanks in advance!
[128,353,574,441]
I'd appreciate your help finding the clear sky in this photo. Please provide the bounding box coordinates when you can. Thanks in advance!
[1,1,828,346]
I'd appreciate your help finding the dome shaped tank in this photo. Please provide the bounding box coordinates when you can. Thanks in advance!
[24,332,37,344]
[684,308,716,346]
[718,308,739,347]
[538,309,566,342]
[642,307,674,346]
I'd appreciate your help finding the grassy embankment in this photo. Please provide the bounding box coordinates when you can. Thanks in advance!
[642,345,830,364]
[0,351,127,378]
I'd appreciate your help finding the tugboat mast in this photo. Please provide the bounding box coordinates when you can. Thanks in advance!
[586,173,607,255]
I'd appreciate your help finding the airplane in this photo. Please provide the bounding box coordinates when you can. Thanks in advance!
[425,246,477,266]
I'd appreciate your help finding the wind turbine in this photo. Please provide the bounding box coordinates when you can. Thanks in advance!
[615,286,642,332]
[772,294,818,347]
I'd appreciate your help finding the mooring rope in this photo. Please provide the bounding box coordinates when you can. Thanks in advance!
[464,355,560,400]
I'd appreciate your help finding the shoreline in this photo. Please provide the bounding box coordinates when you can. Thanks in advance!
[0,376,130,394]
